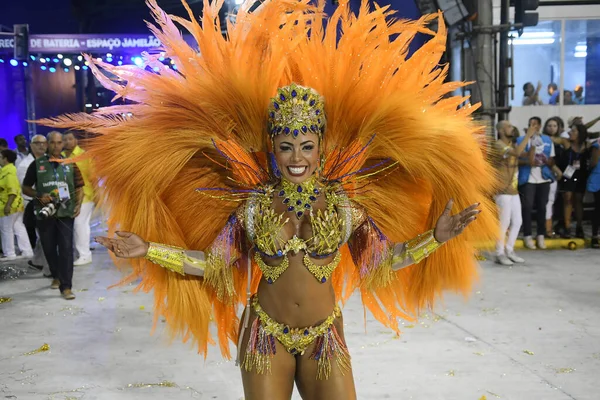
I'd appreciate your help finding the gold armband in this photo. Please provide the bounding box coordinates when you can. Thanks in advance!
[145,242,206,276]
[405,229,443,264]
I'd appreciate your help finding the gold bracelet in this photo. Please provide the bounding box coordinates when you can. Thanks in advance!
[145,242,187,275]
[405,229,442,264]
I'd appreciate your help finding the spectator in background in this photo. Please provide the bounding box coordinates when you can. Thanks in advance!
[588,139,600,248]
[517,116,556,249]
[63,131,95,266]
[555,124,589,238]
[574,85,585,105]
[0,150,33,260]
[493,120,535,265]
[16,135,49,273]
[542,117,565,237]
[563,90,575,105]
[548,83,559,105]
[522,81,543,106]
[0,139,8,152]
[13,134,29,167]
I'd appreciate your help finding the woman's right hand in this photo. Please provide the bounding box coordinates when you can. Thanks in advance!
[95,231,149,258]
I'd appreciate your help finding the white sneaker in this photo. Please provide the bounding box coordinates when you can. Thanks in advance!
[523,236,536,249]
[74,257,92,266]
[21,253,34,259]
[506,251,525,263]
[495,255,514,266]
[536,235,546,250]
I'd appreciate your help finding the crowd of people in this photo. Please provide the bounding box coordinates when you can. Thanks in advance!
[0,131,95,300]
[522,82,586,106]
[493,115,600,266]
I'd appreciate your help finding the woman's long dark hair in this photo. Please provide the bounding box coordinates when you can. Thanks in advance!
[572,124,588,147]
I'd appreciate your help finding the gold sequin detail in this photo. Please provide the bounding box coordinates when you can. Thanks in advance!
[284,235,307,254]
[254,252,289,283]
[253,206,288,257]
[303,251,342,283]
[145,243,187,275]
[405,229,442,264]
[251,296,340,355]
[309,208,345,255]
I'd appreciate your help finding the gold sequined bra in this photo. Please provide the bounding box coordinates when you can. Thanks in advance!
[241,183,357,284]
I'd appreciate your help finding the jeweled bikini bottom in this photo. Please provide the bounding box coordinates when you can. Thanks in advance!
[242,295,350,380]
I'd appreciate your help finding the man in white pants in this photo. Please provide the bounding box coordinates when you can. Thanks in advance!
[493,121,535,266]
[63,132,95,266]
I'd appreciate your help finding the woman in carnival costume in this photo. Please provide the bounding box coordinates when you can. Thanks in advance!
[41,0,497,398]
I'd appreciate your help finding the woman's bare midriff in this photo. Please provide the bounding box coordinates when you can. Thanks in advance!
[257,251,338,328]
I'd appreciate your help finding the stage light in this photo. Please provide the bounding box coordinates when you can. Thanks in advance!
[0,59,4,63]
[64,68,69,72]
[74,65,81,70]
[84,61,89,66]
[40,58,46,63]
[106,58,113,63]
[63,58,72,66]
[173,64,178,70]
[96,57,103,62]
[9,59,18,66]
[57,54,63,59]
[30,55,36,61]
[106,53,112,58]
[22,61,28,66]
[153,66,160,72]
[132,56,144,67]
[49,67,56,73]
[41,65,47,70]
[52,58,59,63]
[159,56,165,61]
[117,61,123,66]
[82,65,89,70]
[170,59,175,64]
[77,55,83,61]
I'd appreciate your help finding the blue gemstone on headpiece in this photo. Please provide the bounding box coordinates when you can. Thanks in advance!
[277,126,282,133]
[279,190,285,196]
[277,249,283,256]
[296,200,302,205]
[302,126,307,133]
[309,99,315,106]
[315,110,320,115]
[267,277,273,284]
[283,127,290,134]
[273,102,279,109]
[304,329,309,335]
[302,94,308,101]
[317,119,321,124]
[321,277,327,283]
[288,206,295,212]
[293,129,299,137]
[305,203,311,209]
[291,90,297,97]
[283,326,289,334]
[297,211,303,218]
[309,195,317,201]
[290,348,297,354]
[280,94,286,101]
[297,185,303,193]
[270,112,275,118]
[283,198,290,204]
[313,188,320,194]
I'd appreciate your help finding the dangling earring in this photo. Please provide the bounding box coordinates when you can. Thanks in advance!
[270,152,281,178]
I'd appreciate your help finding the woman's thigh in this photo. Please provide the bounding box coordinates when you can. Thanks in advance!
[294,317,357,400]
[238,309,297,400]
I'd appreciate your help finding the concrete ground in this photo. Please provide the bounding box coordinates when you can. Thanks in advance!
[1,246,599,400]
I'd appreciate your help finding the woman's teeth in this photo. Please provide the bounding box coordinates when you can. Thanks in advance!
[288,166,307,175]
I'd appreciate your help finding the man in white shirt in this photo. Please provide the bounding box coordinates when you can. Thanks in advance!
[14,134,29,168]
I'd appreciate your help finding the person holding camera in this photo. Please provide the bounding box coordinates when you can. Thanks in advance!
[22,132,84,300]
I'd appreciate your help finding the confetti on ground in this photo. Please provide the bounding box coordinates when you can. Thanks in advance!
[0,297,12,304]
[446,370,455,376]
[98,297,106,302]
[523,350,534,356]
[139,305,145,310]
[23,343,49,356]
[474,352,485,356]
[126,381,177,389]
[556,367,575,373]
[479,396,487,400]
[487,391,501,398]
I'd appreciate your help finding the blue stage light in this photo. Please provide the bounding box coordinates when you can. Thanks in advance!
[30,55,36,61]
[64,68,69,72]
[9,59,18,67]
[82,65,89,70]
[117,61,123,66]
[22,62,28,67]
[49,67,56,73]
[132,56,144,67]
[52,58,59,63]
[41,66,47,70]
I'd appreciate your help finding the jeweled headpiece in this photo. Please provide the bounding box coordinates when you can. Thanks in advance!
[268,84,325,139]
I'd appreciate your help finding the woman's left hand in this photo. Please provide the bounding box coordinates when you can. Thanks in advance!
[433,199,481,243]
[3,205,10,215]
